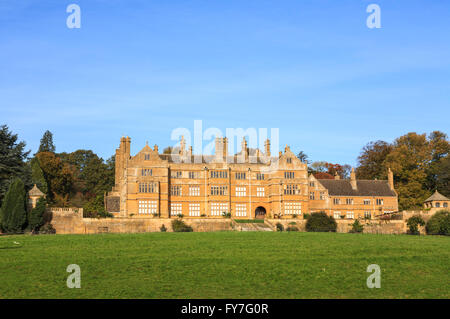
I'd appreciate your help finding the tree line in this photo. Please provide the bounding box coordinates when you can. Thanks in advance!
[1,124,449,234]
[298,131,449,211]
[0,125,114,233]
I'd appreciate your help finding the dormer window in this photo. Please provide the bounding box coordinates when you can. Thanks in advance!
[144,154,150,160]
[287,158,292,164]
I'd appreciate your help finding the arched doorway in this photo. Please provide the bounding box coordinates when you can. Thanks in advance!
[255,206,266,219]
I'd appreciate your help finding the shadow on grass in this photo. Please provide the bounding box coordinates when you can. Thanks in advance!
[0,246,23,250]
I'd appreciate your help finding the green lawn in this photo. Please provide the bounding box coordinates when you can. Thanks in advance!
[0,232,448,299]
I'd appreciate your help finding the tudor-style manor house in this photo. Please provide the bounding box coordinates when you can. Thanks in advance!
[106,136,398,219]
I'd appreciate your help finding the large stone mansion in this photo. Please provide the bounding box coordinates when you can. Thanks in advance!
[105,136,398,219]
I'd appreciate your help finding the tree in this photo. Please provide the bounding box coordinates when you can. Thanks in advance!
[434,155,450,197]
[385,133,434,210]
[83,194,112,218]
[296,151,309,164]
[0,125,31,205]
[314,172,334,179]
[30,157,48,194]
[59,151,115,209]
[0,178,27,233]
[28,197,47,232]
[305,211,337,232]
[36,152,75,203]
[310,161,351,179]
[426,132,450,193]
[356,140,392,180]
[37,130,55,153]
[163,146,173,154]
[425,210,450,236]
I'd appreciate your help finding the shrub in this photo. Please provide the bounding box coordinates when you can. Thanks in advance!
[39,223,56,234]
[171,219,193,232]
[286,226,299,232]
[160,224,167,232]
[222,212,231,218]
[305,211,337,232]
[83,195,113,218]
[406,216,425,235]
[292,214,298,219]
[349,219,364,233]
[0,178,27,233]
[303,213,310,220]
[426,211,450,236]
[276,222,284,232]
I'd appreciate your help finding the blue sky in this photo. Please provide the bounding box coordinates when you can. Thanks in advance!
[1,0,449,165]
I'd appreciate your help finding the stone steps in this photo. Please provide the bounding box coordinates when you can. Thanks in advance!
[234,222,273,232]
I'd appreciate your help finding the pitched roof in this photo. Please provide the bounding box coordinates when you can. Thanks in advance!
[28,184,44,197]
[317,179,396,197]
[424,190,449,202]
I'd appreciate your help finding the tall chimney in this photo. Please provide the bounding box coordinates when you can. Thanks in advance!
[334,172,340,180]
[215,137,224,161]
[264,139,271,157]
[223,137,228,159]
[350,167,357,190]
[388,167,394,190]
[241,137,248,162]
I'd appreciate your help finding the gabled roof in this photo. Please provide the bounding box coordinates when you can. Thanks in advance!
[424,190,449,202]
[28,184,44,197]
[317,179,396,197]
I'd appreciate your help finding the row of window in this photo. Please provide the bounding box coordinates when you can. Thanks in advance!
[211,171,228,179]
[332,198,384,205]
[434,202,448,208]
[138,183,158,193]
[211,186,228,196]
[333,211,375,219]
[148,170,293,180]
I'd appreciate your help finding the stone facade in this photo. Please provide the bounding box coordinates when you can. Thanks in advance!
[105,136,399,221]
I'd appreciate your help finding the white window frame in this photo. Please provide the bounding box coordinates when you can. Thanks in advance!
[210,202,229,216]
[235,204,247,217]
[139,200,157,215]
[189,203,201,216]
[189,186,200,196]
[346,211,354,219]
[235,187,246,197]
[170,203,182,216]
[257,187,265,197]
[284,202,301,215]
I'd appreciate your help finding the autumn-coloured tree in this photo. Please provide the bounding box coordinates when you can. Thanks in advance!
[36,152,75,203]
[385,133,433,210]
[313,172,334,179]
[356,140,393,180]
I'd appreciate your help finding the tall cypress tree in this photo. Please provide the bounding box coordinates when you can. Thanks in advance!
[30,157,48,194]
[0,178,27,233]
[29,197,47,232]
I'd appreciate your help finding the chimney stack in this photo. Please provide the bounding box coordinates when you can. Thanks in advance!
[388,167,394,190]
[334,172,340,180]
[350,167,357,190]
[215,137,228,162]
[265,139,271,157]
[241,137,248,162]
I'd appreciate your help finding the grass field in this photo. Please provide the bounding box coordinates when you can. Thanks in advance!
[0,232,448,299]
